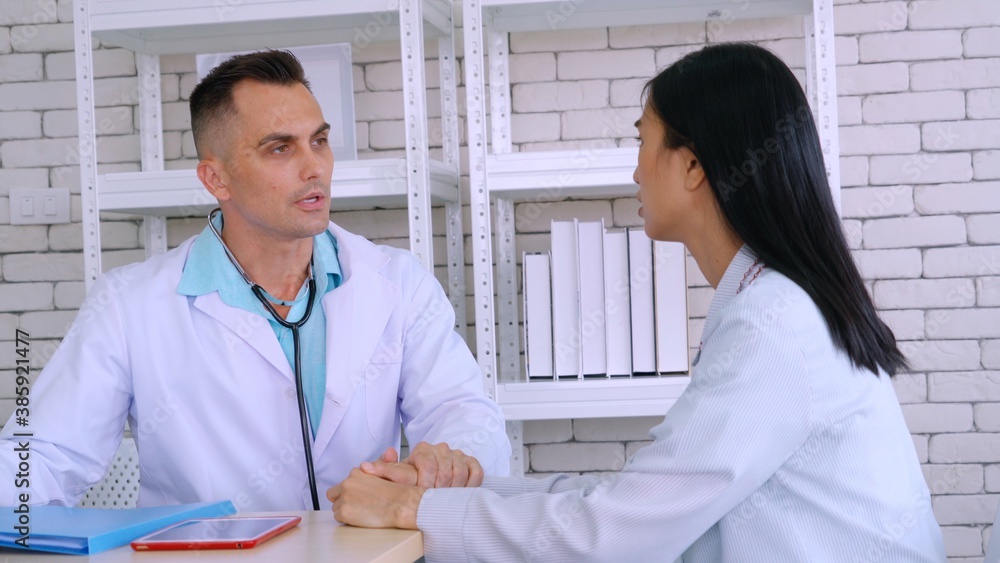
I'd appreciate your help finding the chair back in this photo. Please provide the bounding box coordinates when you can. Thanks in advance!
[78,436,139,508]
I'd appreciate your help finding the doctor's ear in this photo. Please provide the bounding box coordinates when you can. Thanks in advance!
[197,158,232,202]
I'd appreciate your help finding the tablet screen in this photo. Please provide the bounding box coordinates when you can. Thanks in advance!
[131,516,301,550]
[142,518,291,541]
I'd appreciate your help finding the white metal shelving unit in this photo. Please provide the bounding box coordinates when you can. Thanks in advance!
[463,0,840,475]
[72,0,468,337]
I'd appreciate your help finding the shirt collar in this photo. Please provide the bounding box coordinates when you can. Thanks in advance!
[704,244,759,325]
[177,214,342,298]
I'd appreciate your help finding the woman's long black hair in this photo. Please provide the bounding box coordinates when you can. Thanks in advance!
[644,43,907,377]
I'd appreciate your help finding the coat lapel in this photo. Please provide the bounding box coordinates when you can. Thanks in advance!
[312,225,397,458]
[193,292,294,382]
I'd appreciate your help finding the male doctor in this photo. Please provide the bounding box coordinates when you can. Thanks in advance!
[0,50,510,511]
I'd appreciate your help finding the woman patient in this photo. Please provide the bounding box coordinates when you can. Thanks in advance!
[327,43,946,563]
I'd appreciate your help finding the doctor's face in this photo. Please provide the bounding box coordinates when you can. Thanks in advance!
[215,80,334,242]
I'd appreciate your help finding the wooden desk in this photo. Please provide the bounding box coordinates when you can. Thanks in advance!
[0,512,423,563]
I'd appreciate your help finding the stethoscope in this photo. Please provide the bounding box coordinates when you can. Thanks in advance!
[208,208,321,510]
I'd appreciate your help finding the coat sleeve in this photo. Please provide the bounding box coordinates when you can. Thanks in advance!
[415,302,814,562]
[0,272,133,506]
[477,473,606,498]
[396,266,511,476]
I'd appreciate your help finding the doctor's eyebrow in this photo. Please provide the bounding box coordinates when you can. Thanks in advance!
[257,123,331,147]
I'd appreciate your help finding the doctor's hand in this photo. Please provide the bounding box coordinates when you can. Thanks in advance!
[367,443,484,489]
[328,468,424,530]
[356,448,419,486]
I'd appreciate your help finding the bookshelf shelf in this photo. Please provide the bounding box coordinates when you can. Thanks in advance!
[485,148,638,198]
[498,376,691,421]
[98,159,460,216]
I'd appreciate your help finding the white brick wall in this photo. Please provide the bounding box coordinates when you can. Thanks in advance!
[837,62,909,95]
[968,89,1000,120]
[512,80,609,113]
[903,403,974,434]
[0,110,41,140]
[0,80,75,110]
[841,185,914,218]
[861,91,965,124]
[45,48,136,80]
[915,182,1000,214]
[510,28,607,53]
[968,214,1000,245]
[964,28,1000,59]
[870,153,973,185]
[840,155,870,186]
[508,53,556,83]
[853,248,923,278]
[873,278,976,309]
[924,464,984,495]
[862,216,966,249]
[924,246,1000,278]
[980,278,1000,307]
[839,123,921,155]
[557,49,655,80]
[908,0,1000,30]
[838,96,862,125]
[911,59,1000,91]
[610,23,705,49]
[833,2,908,35]
[0,27,11,55]
[0,3,998,560]
[859,31,963,63]
[10,23,74,53]
[0,53,43,82]
[880,309,925,341]
[923,120,1000,152]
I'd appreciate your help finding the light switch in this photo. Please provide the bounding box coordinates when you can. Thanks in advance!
[19,197,34,217]
[10,188,71,225]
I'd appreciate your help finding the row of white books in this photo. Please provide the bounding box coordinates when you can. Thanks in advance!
[522,220,689,379]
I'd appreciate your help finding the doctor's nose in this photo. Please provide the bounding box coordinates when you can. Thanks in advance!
[633,167,639,185]
[300,144,328,182]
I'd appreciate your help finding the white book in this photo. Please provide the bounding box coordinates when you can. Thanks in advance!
[654,241,689,374]
[603,230,632,377]
[551,220,581,378]
[577,221,607,377]
[523,253,554,378]
[628,228,657,374]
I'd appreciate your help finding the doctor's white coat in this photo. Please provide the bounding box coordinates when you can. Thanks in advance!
[0,222,510,511]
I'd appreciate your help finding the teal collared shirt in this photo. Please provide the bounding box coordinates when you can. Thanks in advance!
[177,217,342,437]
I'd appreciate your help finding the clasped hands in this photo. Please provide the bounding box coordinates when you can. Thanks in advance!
[327,442,483,529]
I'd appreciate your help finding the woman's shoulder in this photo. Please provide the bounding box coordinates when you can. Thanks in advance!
[725,267,831,347]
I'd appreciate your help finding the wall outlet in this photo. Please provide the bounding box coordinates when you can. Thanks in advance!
[9,188,71,226]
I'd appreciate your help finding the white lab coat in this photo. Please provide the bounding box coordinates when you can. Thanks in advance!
[415,246,944,562]
[0,222,510,511]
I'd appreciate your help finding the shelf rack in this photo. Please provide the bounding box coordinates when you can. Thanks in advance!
[463,0,840,474]
[73,0,468,337]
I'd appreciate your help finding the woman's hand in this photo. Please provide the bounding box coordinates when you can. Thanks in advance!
[327,468,426,529]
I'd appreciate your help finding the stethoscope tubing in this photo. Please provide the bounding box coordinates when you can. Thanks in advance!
[208,208,322,510]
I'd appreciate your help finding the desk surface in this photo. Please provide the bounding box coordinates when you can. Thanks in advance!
[0,511,423,563]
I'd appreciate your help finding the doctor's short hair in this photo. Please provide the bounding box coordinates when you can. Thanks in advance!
[189,49,311,159]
